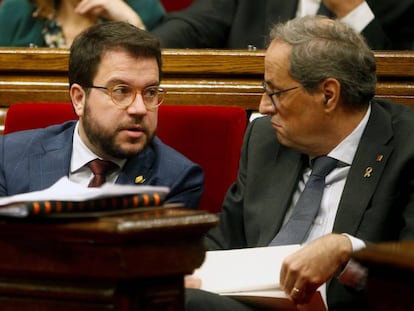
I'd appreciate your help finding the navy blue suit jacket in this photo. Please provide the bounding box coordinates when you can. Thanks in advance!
[0,121,204,209]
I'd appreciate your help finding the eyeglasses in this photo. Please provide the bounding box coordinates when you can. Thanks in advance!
[84,84,165,109]
[262,81,299,110]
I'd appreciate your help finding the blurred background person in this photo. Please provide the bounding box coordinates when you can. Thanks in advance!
[151,0,414,50]
[0,0,165,47]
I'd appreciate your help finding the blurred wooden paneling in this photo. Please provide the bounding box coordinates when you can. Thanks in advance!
[353,241,414,311]
[0,48,413,133]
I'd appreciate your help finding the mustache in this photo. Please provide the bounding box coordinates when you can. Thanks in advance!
[117,117,145,129]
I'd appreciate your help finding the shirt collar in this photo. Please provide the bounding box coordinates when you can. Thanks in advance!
[329,104,371,166]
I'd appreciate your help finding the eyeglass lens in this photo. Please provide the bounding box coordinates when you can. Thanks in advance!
[110,85,164,108]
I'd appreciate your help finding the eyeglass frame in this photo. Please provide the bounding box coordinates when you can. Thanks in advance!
[83,84,166,109]
[262,81,299,110]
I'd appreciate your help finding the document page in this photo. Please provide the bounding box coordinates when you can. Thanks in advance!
[193,244,301,293]
[0,177,170,205]
[191,244,327,311]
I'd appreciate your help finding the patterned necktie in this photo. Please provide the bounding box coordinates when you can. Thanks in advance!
[269,156,338,246]
[87,159,118,188]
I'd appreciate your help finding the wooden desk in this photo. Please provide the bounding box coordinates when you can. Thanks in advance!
[352,241,414,311]
[0,208,218,311]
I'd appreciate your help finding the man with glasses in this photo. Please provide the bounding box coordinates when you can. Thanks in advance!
[0,21,203,209]
[186,16,414,310]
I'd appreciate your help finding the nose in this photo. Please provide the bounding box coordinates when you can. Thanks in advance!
[127,92,147,114]
[259,93,276,115]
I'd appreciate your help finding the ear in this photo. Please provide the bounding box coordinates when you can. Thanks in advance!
[70,83,86,117]
[320,78,340,112]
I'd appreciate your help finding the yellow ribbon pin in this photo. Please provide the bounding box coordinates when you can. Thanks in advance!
[364,167,373,178]
[135,176,145,184]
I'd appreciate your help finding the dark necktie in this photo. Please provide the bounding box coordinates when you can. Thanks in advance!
[269,156,338,246]
[317,2,335,18]
[87,159,118,188]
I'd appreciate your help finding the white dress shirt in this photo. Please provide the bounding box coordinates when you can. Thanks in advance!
[283,105,370,249]
[282,105,371,305]
[296,0,374,33]
[69,122,126,186]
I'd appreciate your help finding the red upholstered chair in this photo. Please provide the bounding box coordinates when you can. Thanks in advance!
[4,103,247,213]
[3,102,77,134]
[158,105,247,213]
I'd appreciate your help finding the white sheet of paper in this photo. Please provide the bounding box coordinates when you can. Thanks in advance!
[0,177,170,206]
[192,244,301,293]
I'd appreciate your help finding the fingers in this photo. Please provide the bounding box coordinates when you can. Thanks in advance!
[291,287,301,296]
[75,0,145,29]
[290,286,303,303]
[289,284,315,305]
[76,0,122,18]
[75,0,103,16]
[282,269,314,304]
[280,234,354,305]
[279,257,318,304]
[281,265,315,305]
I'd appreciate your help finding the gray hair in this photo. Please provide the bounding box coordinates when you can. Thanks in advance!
[269,16,376,107]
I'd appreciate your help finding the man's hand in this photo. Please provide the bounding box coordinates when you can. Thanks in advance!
[75,0,146,29]
[279,234,352,304]
[323,0,365,18]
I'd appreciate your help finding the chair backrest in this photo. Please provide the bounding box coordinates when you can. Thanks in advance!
[3,102,78,134]
[158,105,247,213]
[4,103,247,213]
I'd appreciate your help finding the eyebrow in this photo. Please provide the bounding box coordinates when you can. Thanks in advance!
[264,80,280,90]
[101,78,160,88]
[105,78,126,85]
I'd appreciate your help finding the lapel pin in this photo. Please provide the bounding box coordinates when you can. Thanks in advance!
[135,176,145,184]
[364,167,373,178]
[376,154,383,162]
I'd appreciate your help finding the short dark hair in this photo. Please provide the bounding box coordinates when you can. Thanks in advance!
[269,16,377,108]
[69,21,162,88]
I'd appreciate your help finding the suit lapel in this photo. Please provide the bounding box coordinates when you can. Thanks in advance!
[334,103,394,234]
[116,144,155,185]
[29,124,75,190]
[258,146,304,246]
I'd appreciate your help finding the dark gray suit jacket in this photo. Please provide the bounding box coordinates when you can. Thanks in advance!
[0,121,204,209]
[205,99,414,309]
[151,0,414,50]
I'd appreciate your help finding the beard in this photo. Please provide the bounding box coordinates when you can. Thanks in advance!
[82,103,155,159]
